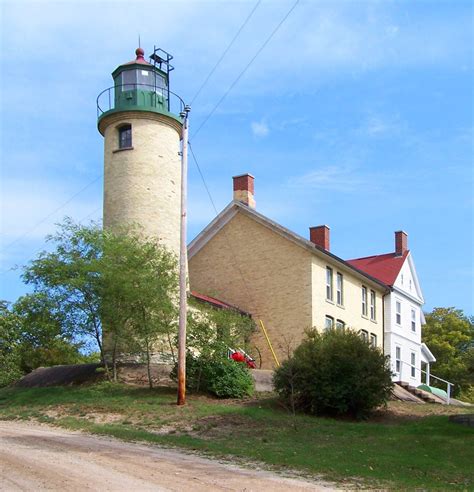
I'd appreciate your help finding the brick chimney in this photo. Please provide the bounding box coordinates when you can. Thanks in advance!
[233,174,255,208]
[395,230,408,256]
[309,225,330,251]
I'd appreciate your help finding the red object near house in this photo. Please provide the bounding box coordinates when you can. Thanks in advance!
[230,350,256,368]
[231,352,245,363]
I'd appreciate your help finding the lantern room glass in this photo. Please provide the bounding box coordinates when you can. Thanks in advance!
[120,69,167,96]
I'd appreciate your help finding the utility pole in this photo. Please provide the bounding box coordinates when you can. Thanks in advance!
[177,104,191,406]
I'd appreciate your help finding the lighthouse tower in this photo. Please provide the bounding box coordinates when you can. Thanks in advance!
[97,47,184,255]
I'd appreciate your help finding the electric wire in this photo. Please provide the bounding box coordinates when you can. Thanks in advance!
[189,141,257,310]
[2,174,102,253]
[191,0,300,139]
[0,205,102,278]
[190,0,262,106]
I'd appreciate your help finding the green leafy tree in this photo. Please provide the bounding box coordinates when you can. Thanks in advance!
[22,218,180,387]
[0,296,87,386]
[0,301,23,386]
[422,307,474,397]
[186,299,255,359]
[102,232,179,388]
[23,219,107,371]
[171,302,256,397]
[12,293,84,373]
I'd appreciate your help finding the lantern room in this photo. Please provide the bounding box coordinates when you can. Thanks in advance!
[97,47,182,127]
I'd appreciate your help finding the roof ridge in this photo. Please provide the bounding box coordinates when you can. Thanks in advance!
[348,252,395,261]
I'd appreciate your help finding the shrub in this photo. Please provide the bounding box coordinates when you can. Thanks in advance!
[172,353,254,398]
[273,329,393,419]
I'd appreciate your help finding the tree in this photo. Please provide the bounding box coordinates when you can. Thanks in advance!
[22,219,108,373]
[273,329,393,419]
[22,218,180,387]
[422,307,474,397]
[102,232,179,388]
[170,301,256,397]
[12,293,84,373]
[0,301,23,386]
[0,296,88,386]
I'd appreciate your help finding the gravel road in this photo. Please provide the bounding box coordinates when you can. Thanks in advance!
[0,421,336,491]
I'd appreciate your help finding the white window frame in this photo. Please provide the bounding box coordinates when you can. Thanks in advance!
[326,267,333,301]
[410,351,416,378]
[395,346,401,374]
[325,315,334,331]
[361,286,368,316]
[370,290,376,321]
[336,272,343,306]
[370,333,377,348]
[411,308,416,332]
[395,300,402,325]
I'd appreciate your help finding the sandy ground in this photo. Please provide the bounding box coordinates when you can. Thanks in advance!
[0,421,336,491]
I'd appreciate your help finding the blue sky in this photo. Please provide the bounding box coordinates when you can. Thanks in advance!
[1,0,473,314]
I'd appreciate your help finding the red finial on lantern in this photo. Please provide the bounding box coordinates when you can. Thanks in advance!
[135,47,145,61]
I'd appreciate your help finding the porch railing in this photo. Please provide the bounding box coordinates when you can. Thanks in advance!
[397,360,453,404]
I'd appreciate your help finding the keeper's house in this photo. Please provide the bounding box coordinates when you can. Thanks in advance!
[188,174,388,369]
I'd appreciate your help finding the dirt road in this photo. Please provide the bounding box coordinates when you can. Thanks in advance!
[0,422,336,491]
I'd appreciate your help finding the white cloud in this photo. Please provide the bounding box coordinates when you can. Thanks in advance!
[251,120,269,138]
[358,114,404,137]
[288,165,377,194]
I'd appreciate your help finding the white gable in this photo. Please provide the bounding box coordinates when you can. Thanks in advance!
[393,253,424,304]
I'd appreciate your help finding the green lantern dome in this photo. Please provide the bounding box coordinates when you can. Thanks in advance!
[97,47,182,127]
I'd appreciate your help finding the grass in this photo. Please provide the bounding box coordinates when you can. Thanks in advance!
[0,383,473,489]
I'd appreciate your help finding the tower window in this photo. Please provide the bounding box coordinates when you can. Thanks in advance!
[118,124,132,149]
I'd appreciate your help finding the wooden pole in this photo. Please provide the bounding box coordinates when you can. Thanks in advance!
[177,105,190,406]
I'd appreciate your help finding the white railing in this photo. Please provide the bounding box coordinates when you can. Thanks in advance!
[397,360,453,405]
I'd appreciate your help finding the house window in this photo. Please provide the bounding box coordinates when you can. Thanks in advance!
[370,333,377,348]
[361,286,368,316]
[370,290,376,321]
[360,330,369,342]
[411,351,416,378]
[396,301,401,325]
[395,346,401,373]
[326,267,333,301]
[118,124,132,149]
[336,319,345,330]
[411,309,416,332]
[336,273,344,305]
[325,315,334,331]
[409,279,412,291]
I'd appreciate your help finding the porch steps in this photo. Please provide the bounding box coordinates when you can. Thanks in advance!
[396,381,444,404]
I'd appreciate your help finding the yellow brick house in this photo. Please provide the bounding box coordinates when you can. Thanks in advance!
[188,174,388,369]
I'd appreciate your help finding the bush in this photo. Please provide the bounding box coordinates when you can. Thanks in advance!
[273,329,393,419]
[172,353,254,398]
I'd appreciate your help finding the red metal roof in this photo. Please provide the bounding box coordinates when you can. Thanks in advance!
[346,250,409,286]
[190,291,249,315]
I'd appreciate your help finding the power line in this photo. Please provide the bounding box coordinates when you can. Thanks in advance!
[2,174,102,252]
[0,205,102,277]
[189,141,257,310]
[190,0,262,106]
[191,0,300,139]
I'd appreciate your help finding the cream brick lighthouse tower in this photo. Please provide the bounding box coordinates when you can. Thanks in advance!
[97,47,184,255]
